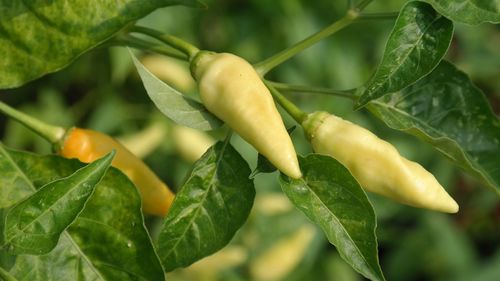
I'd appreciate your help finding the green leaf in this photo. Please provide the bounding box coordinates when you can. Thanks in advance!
[0,145,164,281]
[357,1,453,108]
[368,61,500,194]
[157,141,255,271]
[2,152,114,255]
[250,153,278,178]
[279,154,384,281]
[0,266,17,281]
[424,0,500,25]
[131,51,223,131]
[0,147,33,209]
[0,0,198,89]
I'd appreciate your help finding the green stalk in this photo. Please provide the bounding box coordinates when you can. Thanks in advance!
[0,101,65,144]
[113,35,188,60]
[129,26,199,60]
[254,11,359,76]
[355,0,375,11]
[266,81,357,100]
[254,0,377,75]
[0,267,17,281]
[265,82,307,124]
[358,12,399,21]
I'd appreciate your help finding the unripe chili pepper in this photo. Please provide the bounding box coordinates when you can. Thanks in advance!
[302,111,458,213]
[0,101,175,216]
[60,128,175,216]
[191,52,302,179]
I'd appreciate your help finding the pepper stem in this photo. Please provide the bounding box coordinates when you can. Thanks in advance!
[0,101,65,144]
[266,80,357,100]
[265,82,307,124]
[129,26,200,60]
[254,10,359,76]
[112,35,188,60]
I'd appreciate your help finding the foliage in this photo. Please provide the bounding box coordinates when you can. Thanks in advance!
[0,0,499,280]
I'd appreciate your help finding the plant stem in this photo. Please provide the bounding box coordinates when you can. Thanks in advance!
[358,12,399,21]
[265,82,307,124]
[129,26,199,59]
[355,0,374,11]
[0,267,17,281]
[267,81,357,100]
[113,35,188,60]
[255,11,359,76]
[0,101,65,144]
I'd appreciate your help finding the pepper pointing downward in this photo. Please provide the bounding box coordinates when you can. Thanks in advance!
[60,128,175,216]
[191,52,302,179]
[0,101,175,216]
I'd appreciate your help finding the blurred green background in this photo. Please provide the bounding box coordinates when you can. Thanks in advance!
[0,0,499,280]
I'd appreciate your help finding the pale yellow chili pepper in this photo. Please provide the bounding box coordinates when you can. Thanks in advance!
[302,111,458,213]
[192,52,302,179]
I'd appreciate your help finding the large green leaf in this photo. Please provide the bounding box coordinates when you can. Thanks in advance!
[157,141,255,271]
[0,145,164,281]
[279,154,384,281]
[424,0,500,25]
[0,0,198,89]
[368,61,500,194]
[131,52,223,131]
[2,152,113,255]
[357,1,453,108]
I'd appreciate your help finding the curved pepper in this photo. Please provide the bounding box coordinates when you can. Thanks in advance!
[192,52,302,179]
[302,111,458,213]
[60,128,175,216]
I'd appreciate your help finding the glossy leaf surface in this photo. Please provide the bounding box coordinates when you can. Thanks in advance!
[0,0,197,89]
[280,154,384,281]
[157,142,255,271]
[368,61,500,194]
[0,146,164,281]
[425,0,500,25]
[3,152,113,255]
[357,1,453,108]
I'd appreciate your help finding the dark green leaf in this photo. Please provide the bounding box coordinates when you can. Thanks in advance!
[368,61,500,194]
[131,51,223,131]
[0,0,198,89]
[0,145,164,281]
[279,154,384,281]
[2,152,114,255]
[157,141,255,271]
[357,1,453,108]
[250,153,278,178]
[424,0,500,25]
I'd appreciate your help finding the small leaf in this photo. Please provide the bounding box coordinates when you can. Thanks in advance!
[0,145,164,281]
[357,1,453,108]
[280,154,384,281]
[0,0,198,89]
[2,152,114,255]
[368,61,500,194]
[424,0,500,25]
[250,154,278,178]
[131,51,223,131]
[157,141,255,271]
